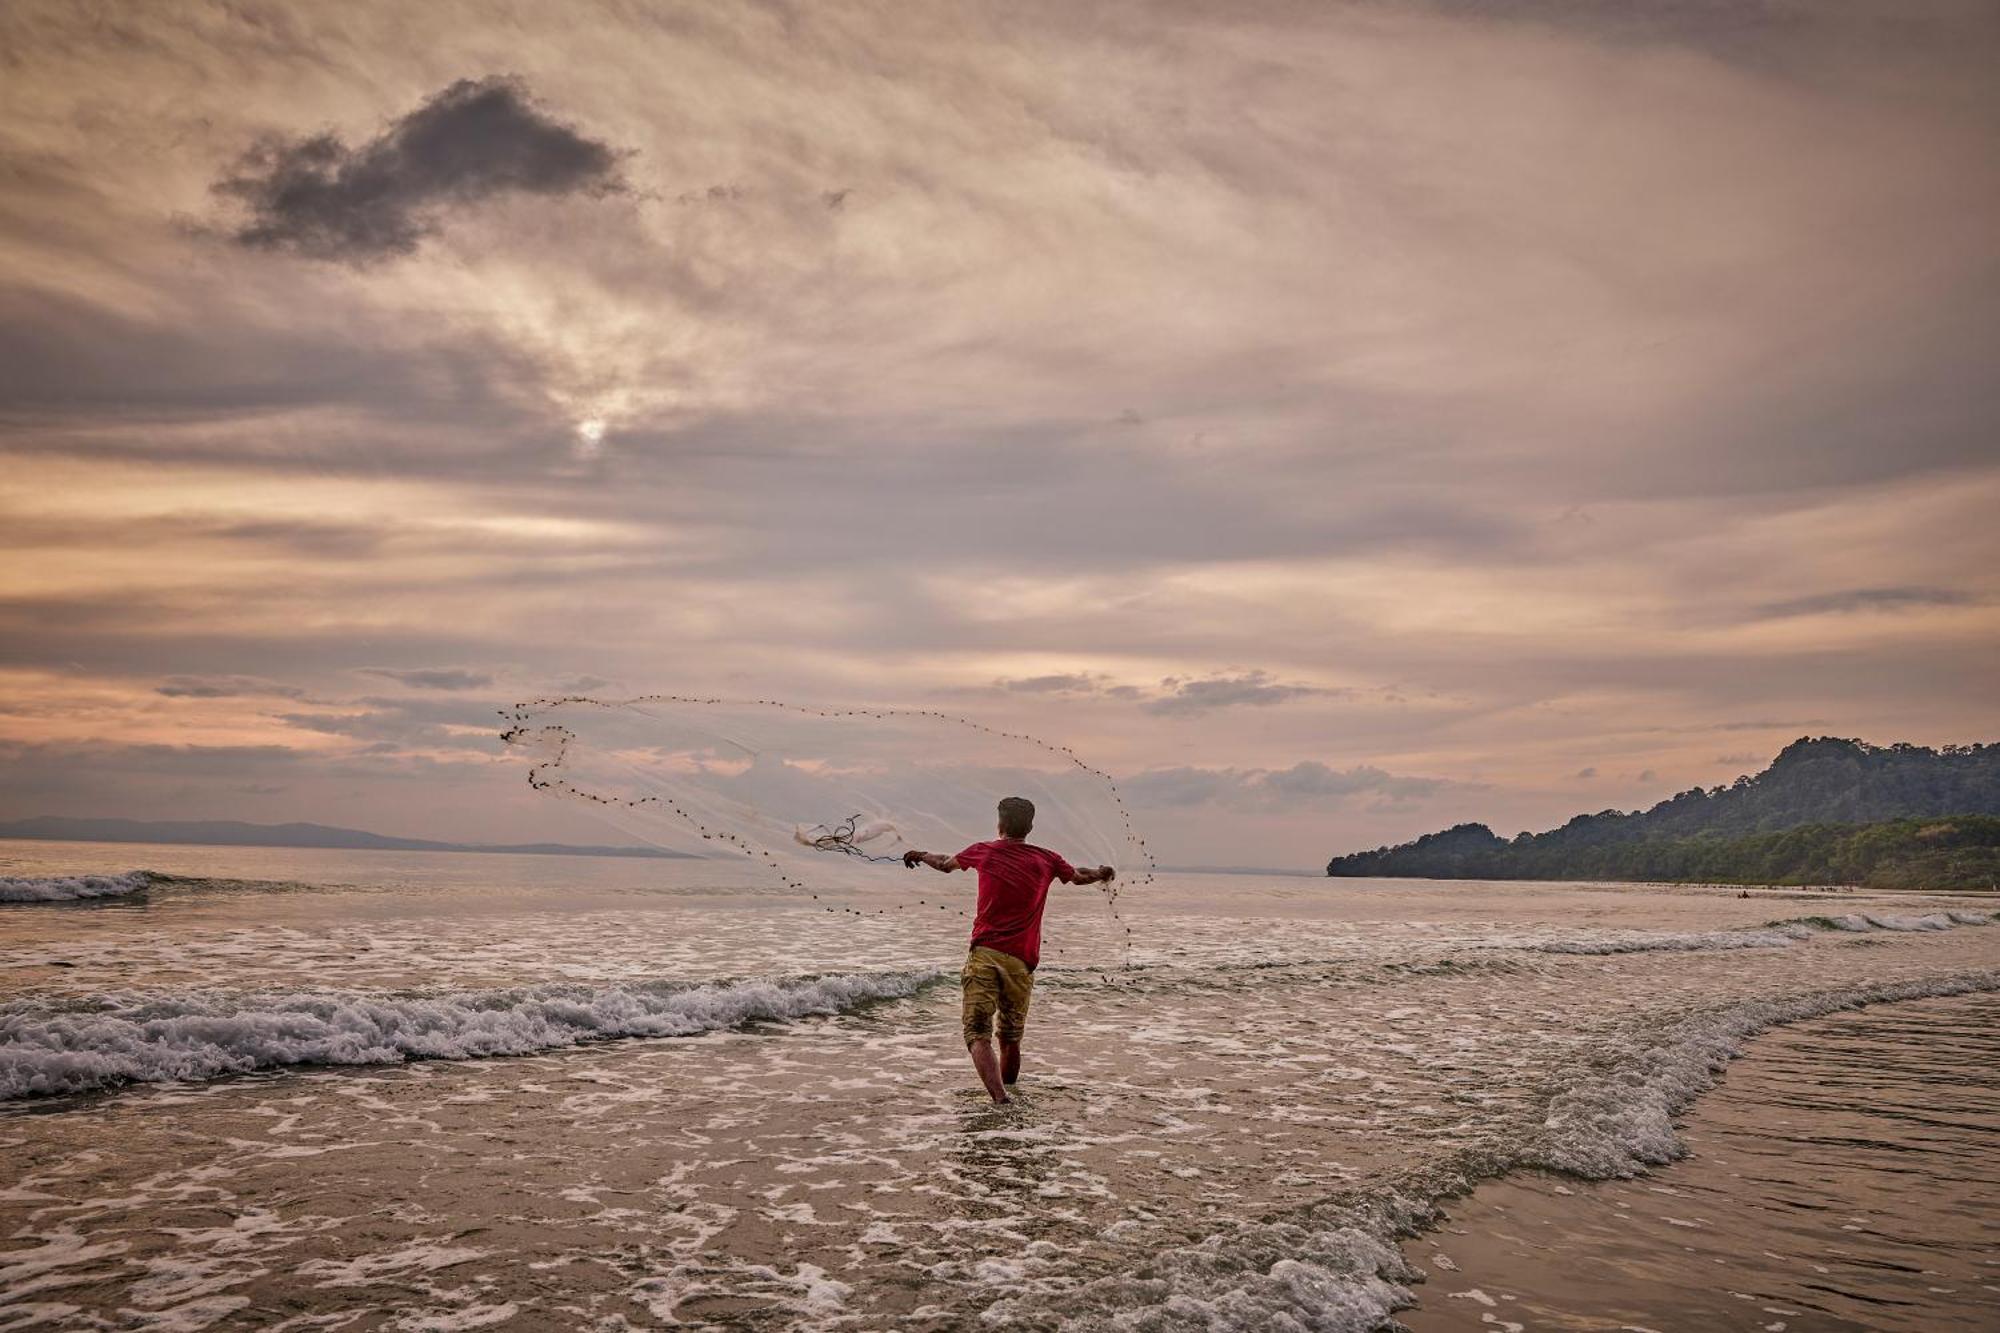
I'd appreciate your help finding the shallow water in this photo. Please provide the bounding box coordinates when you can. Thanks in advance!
[1,839,1996,1330]
[1400,990,2000,1332]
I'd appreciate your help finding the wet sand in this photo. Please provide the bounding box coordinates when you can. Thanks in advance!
[1398,989,2000,1332]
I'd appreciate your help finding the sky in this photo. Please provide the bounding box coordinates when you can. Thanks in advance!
[2,0,1996,867]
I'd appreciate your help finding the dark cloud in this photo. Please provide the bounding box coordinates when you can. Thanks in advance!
[211,520,387,559]
[987,669,1341,713]
[0,278,552,438]
[996,673,1103,695]
[1261,761,1450,800]
[216,75,626,262]
[1754,586,1975,619]
[278,695,496,751]
[1141,671,1340,717]
[1419,0,1999,72]
[156,674,305,699]
[0,739,313,817]
[1122,761,1463,811]
[1706,720,1827,733]
[358,667,495,690]
[0,737,499,835]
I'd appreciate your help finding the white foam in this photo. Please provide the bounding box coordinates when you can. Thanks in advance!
[1532,970,2000,1179]
[0,870,150,903]
[1522,909,1994,957]
[396,1303,521,1332]
[0,969,939,1100]
[1000,970,2000,1332]
[1858,912,1956,932]
[1529,926,1811,955]
[992,1203,1427,1332]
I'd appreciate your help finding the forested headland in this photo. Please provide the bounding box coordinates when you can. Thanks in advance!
[1327,738,2000,889]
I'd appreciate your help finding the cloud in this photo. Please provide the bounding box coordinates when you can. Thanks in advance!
[1122,761,1463,811]
[1261,761,1449,799]
[156,675,305,699]
[1753,586,1975,619]
[279,694,499,752]
[211,520,387,558]
[1706,720,1826,733]
[3,2,1998,863]
[215,75,626,262]
[996,673,1104,695]
[0,736,513,841]
[987,669,1339,714]
[358,667,495,691]
[1141,671,1340,717]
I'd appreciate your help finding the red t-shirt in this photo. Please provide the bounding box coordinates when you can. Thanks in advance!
[955,839,1077,971]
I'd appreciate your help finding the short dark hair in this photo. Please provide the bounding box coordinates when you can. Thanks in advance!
[997,796,1035,838]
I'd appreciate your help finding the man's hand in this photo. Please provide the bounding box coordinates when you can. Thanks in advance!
[902,849,926,869]
[1098,865,1116,883]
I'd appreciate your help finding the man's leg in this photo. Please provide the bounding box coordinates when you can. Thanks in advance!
[969,1037,1010,1104]
[962,951,1011,1104]
[997,955,1032,1087]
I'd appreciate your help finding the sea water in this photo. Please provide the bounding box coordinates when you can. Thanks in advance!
[1,838,1996,1330]
[1401,990,2000,1332]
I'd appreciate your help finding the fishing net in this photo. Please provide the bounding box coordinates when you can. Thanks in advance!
[499,695,1150,958]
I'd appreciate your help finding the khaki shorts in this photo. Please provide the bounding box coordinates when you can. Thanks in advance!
[961,946,1034,1046]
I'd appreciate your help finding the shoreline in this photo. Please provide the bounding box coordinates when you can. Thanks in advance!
[1388,988,2000,1331]
[1025,965,2000,1330]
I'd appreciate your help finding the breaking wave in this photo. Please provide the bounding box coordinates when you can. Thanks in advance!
[1528,969,2000,1178]
[1519,908,1996,956]
[0,969,942,1100]
[1019,968,2000,1332]
[0,870,152,903]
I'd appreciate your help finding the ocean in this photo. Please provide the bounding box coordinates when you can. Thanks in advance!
[2,838,1996,1331]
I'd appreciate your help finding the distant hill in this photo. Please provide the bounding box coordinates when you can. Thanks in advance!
[1327,737,2000,887]
[0,816,692,859]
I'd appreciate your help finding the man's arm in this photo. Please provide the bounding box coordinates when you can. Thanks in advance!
[902,850,961,872]
[1062,864,1115,885]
